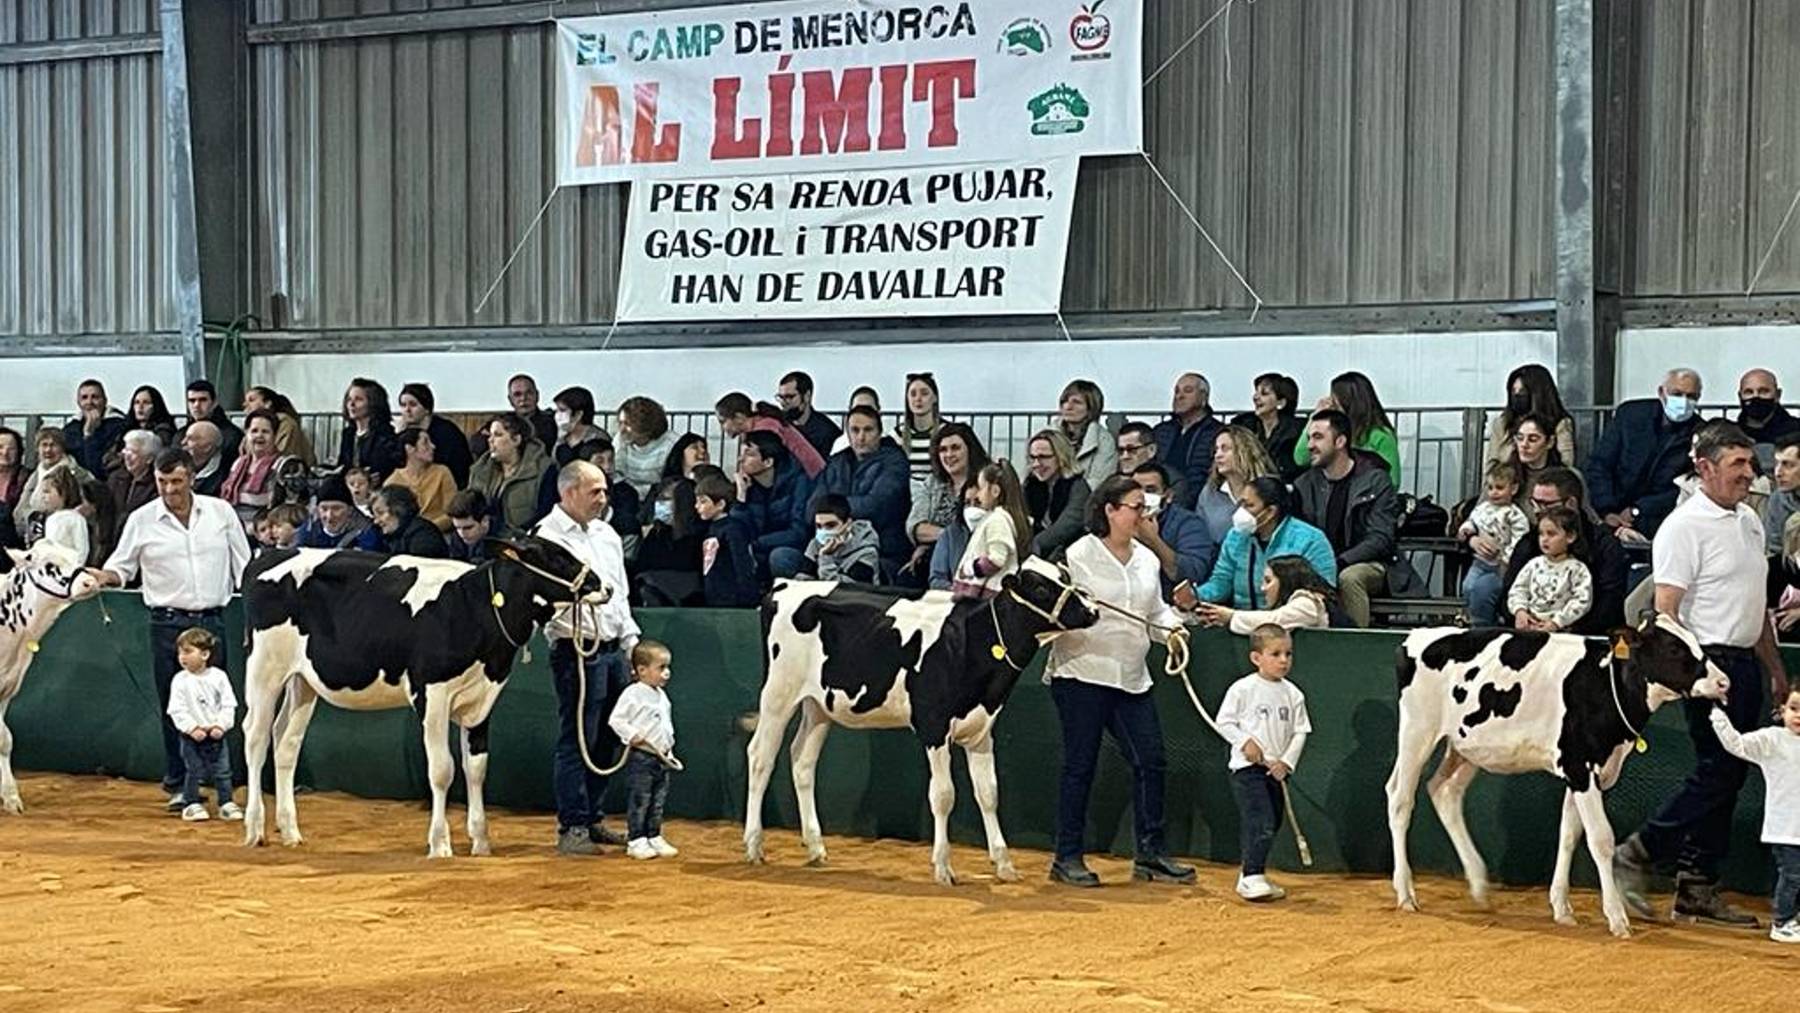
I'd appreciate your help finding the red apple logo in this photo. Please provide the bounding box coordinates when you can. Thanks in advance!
[1071,1,1111,52]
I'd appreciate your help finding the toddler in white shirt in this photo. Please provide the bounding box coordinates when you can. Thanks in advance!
[166,627,241,822]
[1507,508,1593,632]
[1709,690,1800,943]
[1216,624,1311,902]
[609,640,678,861]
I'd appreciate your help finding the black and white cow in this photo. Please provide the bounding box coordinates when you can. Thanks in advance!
[1386,614,1731,937]
[746,557,1098,884]
[240,538,606,857]
[0,544,103,813]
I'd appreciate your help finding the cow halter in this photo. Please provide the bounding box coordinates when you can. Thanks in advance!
[1607,649,1647,752]
[986,571,1086,670]
[486,557,592,652]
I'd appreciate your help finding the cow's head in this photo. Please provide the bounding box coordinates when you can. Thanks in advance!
[1611,612,1732,708]
[485,536,610,622]
[1002,557,1099,643]
[8,542,103,605]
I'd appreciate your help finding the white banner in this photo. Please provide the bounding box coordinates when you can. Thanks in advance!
[554,0,1141,185]
[617,160,1080,321]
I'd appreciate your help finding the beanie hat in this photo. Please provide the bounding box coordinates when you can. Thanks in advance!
[316,474,353,507]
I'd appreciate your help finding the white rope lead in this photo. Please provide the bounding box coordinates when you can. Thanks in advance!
[1143,0,1237,89]
[1139,151,1265,322]
[1747,179,1800,295]
[473,186,562,317]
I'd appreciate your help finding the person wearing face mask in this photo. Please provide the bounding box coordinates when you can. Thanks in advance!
[1584,367,1707,544]
[951,462,1030,598]
[928,476,980,592]
[776,371,842,462]
[632,477,705,606]
[1192,476,1337,610]
[800,493,882,584]
[1128,462,1216,597]
[1484,364,1576,471]
[550,386,609,468]
[1735,369,1798,471]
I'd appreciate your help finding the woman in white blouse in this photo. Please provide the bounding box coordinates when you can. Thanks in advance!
[1044,475,1196,888]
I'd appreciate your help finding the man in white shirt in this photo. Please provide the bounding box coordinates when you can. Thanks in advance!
[535,461,640,856]
[90,448,252,811]
[1615,422,1792,926]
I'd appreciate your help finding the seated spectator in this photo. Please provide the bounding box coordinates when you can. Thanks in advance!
[79,477,116,566]
[1771,515,1799,643]
[1457,461,1532,627]
[1293,409,1400,628]
[831,386,882,457]
[1507,413,1567,500]
[633,477,705,606]
[1499,466,1626,635]
[1584,367,1704,543]
[0,428,21,520]
[1507,508,1593,632]
[716,392,826,479]
[181,380,243,471]
[371,485,447,558]
[739,431,817,579]
[62,379,128,477]
[616,396,678,497]
[1193,554,1339,633]
[1130,462,1216,596]
[1767,433,1800,557]
[1485,364,1575,471]
[396,382,472,487]
[661,433,710,482]
[928,477,981,592]
[694,473,760,607]
[1737,368,1799,471]
[446,489,494,564]
[1198,476,1337,609]
[540,436,641,559]
[242,385,317,469]
[1230,372,1305,482]
[182,421,229,498]
[951,462,1030,598]
[508,373,558,449]
[221,410,293,526]
[896,373,944,488]
[1153,372,1224,509]
[265,503,304,550]
[127,384,179,450]
[1114,421,1158,477]
[296,475,381,550]
[1194,425,1277,549]
[819,406,912,575]
[550,385,608,468]
[777,370,842,461]
[1058,379,1118,490]
[1022,429,1090,561]
[469,414,553,539]
[1300,371,1402,487]
[904,422,989,579]
[107,429,162,537]
[800,493,882,584]
[336,377,403,482]
[384,427,456,532]
[16,427,95,537]
[345,467,375,515]
[31,467,88,565]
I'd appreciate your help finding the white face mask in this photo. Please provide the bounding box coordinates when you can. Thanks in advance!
[963,505,989,528]
[1231,505,1259,537]
[1142,491,1163,518]
[1661,393,1696,424]
[554,408,573,434]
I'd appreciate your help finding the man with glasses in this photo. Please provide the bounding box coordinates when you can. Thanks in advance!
[776,370,840,462]
[1498,466,1627,634]
[1115,422,1157,476]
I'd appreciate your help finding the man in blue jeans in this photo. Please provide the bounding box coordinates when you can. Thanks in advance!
[534,461,640,856]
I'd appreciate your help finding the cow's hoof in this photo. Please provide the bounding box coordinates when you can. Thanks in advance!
[994,862,1022,883]
[279,832,304,848]
[2,796,24,815]
[805,852,828,868]
[426,846,453,860]
[1608,917,1632,939]
[1553,911,1578,928]
[471,839,492,857]
[1469,888,1492,911]
[933,865,958,887]
[1397,897,1419,913]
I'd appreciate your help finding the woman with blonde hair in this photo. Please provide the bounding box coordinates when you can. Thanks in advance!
[1058,379,1117,490]
[1194,425,1276,547]
[1022,429,1090,560]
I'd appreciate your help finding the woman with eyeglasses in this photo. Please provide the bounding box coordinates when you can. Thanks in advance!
[1022,429,1090,562]
[1508,414,1567,518]
[1043,475,1196,888]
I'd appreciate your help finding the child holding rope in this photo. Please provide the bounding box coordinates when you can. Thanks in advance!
[609,640,678,861]
[1216,624,1310,902]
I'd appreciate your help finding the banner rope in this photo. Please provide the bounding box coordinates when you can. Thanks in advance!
[1143,0,1238,89]
[472,185,562,317]
[1747,179,1800,295]
[1139,151,1264,322]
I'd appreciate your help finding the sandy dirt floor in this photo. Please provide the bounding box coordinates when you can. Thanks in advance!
[0,773,1789,1013]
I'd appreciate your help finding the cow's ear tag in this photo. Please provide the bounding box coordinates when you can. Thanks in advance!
[491,591,506,608]
[1635,736,1648,754]
[1612,639,1631,660]
[990,644,1007,661]
[25,639,39,654]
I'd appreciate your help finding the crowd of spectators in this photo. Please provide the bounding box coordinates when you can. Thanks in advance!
[2,364,1795,641]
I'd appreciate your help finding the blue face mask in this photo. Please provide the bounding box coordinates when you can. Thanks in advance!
[653,500,674,524]
[1662,393,1697,423]
[815,526,839,546]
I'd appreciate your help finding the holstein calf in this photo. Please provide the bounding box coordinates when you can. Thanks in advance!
[0,545,103,813]
[1386,615,1730,937]
[746,558,1097,884]
[241,539,606,857]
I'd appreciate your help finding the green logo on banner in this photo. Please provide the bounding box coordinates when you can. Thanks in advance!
[999,18,1051,56]
[1028,84,1089,136]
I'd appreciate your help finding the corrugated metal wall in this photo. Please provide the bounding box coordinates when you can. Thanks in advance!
[0,0,173,339]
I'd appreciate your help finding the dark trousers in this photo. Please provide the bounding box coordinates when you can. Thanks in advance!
[149,611,227,794]
[1050,678,1168,862]
[1773,844,1800,924]
[1635,647,1763,882]
[550,639,628,832]
[178,737,234,806]
[1231,766,1285,876]
[624,750,671,841]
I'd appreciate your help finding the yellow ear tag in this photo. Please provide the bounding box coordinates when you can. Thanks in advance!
[26,640,40,654]
[1635,737,1648,754]
[990,644,1007,661]
[491,591,506,608]
[1612,640,1631,660]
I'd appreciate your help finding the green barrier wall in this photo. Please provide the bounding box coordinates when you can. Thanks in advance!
[12,593,1795,894]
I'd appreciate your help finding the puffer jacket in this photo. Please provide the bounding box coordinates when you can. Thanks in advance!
[468,440,553,539]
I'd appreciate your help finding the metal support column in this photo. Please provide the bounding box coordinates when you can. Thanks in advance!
[160,0,205,384]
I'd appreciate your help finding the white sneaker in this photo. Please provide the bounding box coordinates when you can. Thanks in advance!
[1236,874,1286,902]
[648,836,679,857]
[1771,920,1800,944]
[165,792,188,812]
[218,801,244,821]
[181,803,210,822]
[626,838,657,861]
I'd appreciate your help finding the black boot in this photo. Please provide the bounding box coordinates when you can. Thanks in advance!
[1133,853,1197,884]
[1048,857,1100,888]
[1673,874,1760,928]
[1612,835,1658,920]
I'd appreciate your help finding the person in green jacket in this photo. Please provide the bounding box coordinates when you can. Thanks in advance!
[468,414,553,539]
[1294,371,1402,488]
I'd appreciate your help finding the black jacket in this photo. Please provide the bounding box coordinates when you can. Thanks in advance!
[1024,474,1090,561]
[338,425,405,482]
[702,511,762,607]
[382,514,449,558]
[1582,398,1701,537]
[1502,510,1628,635]
[1292,450,1399,566]
[1229,411,1306,482]
[427,415,473,488]
[62,414,129,477]
[794,411,843,462]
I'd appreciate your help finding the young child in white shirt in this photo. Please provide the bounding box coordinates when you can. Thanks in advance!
[1216,624,1311,902]
[166,627,241,822]
[1507,507,1594,632]
[1709,689,1800,943]
[1459,462,1530,610]
[608,639,678,861]
[953,461,1031,599]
